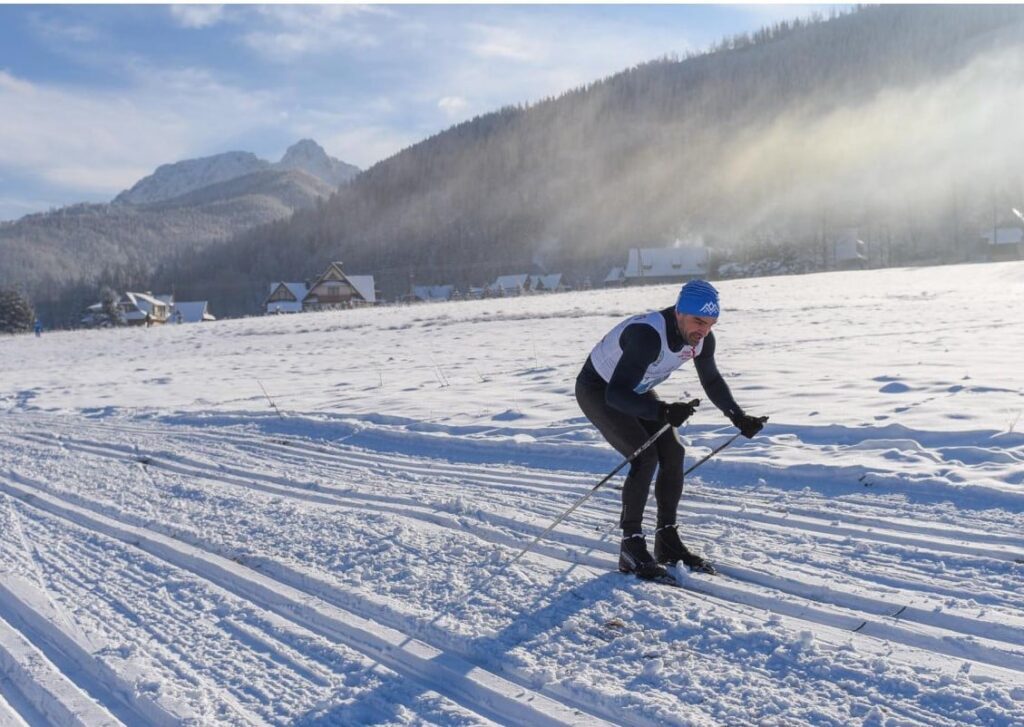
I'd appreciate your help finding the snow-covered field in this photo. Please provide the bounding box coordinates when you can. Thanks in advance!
[1,261,1023,726]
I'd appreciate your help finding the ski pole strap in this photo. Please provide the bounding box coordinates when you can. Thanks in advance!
[503,422,671,571]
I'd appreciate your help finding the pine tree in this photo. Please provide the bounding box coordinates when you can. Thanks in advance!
[0,288,35,334]
[99,286,124,326]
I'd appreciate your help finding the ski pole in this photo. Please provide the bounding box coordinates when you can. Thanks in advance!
[600,430,743,537]
[683,431,742,477]
[502,421,672,572]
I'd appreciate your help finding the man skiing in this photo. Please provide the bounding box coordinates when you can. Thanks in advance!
[575,279,768,581]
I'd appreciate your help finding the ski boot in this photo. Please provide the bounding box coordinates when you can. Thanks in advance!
[654,524,717,575]
[619,533,672,582]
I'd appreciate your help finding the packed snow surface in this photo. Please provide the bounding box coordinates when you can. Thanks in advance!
[1,261,1023,726]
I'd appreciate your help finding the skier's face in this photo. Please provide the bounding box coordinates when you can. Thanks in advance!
[677,313,717,347]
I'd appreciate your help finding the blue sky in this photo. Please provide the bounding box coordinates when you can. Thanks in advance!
[0,4,829,221]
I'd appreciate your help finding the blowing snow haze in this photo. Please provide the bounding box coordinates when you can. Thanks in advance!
[163,5,1024,315]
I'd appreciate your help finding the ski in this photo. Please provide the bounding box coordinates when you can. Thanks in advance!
[621,571,681,588]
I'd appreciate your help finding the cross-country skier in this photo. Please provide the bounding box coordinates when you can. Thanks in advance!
[575,279,768,581]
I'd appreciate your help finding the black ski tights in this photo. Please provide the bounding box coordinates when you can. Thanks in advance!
[575,377,685,534]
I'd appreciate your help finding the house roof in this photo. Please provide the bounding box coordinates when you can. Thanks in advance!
[604,267,626,283]
[490,274,529,291]
[530,274,562,290]
[267,282,309,302]
[126,291,162,306]
[173,301,215,322]
[625,246,709,278]
[303,262,376,304]
[347,275,376,303]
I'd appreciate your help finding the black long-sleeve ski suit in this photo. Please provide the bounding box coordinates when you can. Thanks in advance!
[575,306,742,534]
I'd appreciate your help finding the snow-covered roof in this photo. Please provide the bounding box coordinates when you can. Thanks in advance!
[490,274,529,292]
[173,301,215,323]
[529,274,562,290]
[413,285,454,302]
[604,267,626,283]
[982,227,1024,245]
[347,275,376,304]
[625,246,709,279]
[267,282,309,302]
[125,292,169,314]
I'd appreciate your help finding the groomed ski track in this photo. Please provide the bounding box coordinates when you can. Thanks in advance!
[1,410,1022,725]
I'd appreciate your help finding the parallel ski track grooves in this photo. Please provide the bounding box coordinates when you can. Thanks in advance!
[19,427,1024,598]
[0,473,617,727]
[22,413,1024,552]
[0,578,176,726]
[0,610,119,727]
[16,426,1024,565]
[21,427,1023,626]
[14,429,1024,660]
[8,435,1024,678]
[0,471,983,727]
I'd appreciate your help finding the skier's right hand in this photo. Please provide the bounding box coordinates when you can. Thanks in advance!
[661,399,700,427]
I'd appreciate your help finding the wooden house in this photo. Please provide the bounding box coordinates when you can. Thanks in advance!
[265,282,309,314]
[302,262,376,310]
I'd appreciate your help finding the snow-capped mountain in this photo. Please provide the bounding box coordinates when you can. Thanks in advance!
[277,138,359,188]
[114,151,270,205]
[114,140,359,206]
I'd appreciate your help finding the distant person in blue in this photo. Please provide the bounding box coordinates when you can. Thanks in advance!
[575,279,768,580]
[33,319,42,337]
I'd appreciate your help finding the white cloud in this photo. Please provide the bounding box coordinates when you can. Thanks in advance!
[241,5,388,61]
[0,68,279,197]
[169,5,226,30]
[437,96,469,118]
[467,24,545,63]
[27,13,101,44]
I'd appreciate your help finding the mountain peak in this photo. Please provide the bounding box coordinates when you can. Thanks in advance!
[277,139,359,187]
[279,139,329,165]
[115,140,360,206]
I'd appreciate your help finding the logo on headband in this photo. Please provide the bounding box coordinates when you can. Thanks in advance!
[699,301,719,316]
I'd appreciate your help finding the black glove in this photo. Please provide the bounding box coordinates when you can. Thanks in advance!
[731,413,769,438]
[660,399,700,427]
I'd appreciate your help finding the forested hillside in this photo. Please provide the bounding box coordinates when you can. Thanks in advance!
[160,5,1024,316]
[0,140,356,326]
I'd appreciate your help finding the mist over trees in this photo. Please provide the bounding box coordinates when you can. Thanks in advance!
[155,5,1024,318]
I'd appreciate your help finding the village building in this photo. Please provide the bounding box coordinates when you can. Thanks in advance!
[302,262,376,310]
[411,284,455,303]
[616,245,711,285]
[981,223,1024,261]
[82,291,171,327]
[604,267,627,287]
[529,273,564,292]
[831,229,868,269]
[265,282,309,314]
[171,301,216,323]
[486,273,566,296]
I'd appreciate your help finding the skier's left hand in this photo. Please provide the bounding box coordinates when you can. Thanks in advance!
[731,413,768,438]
